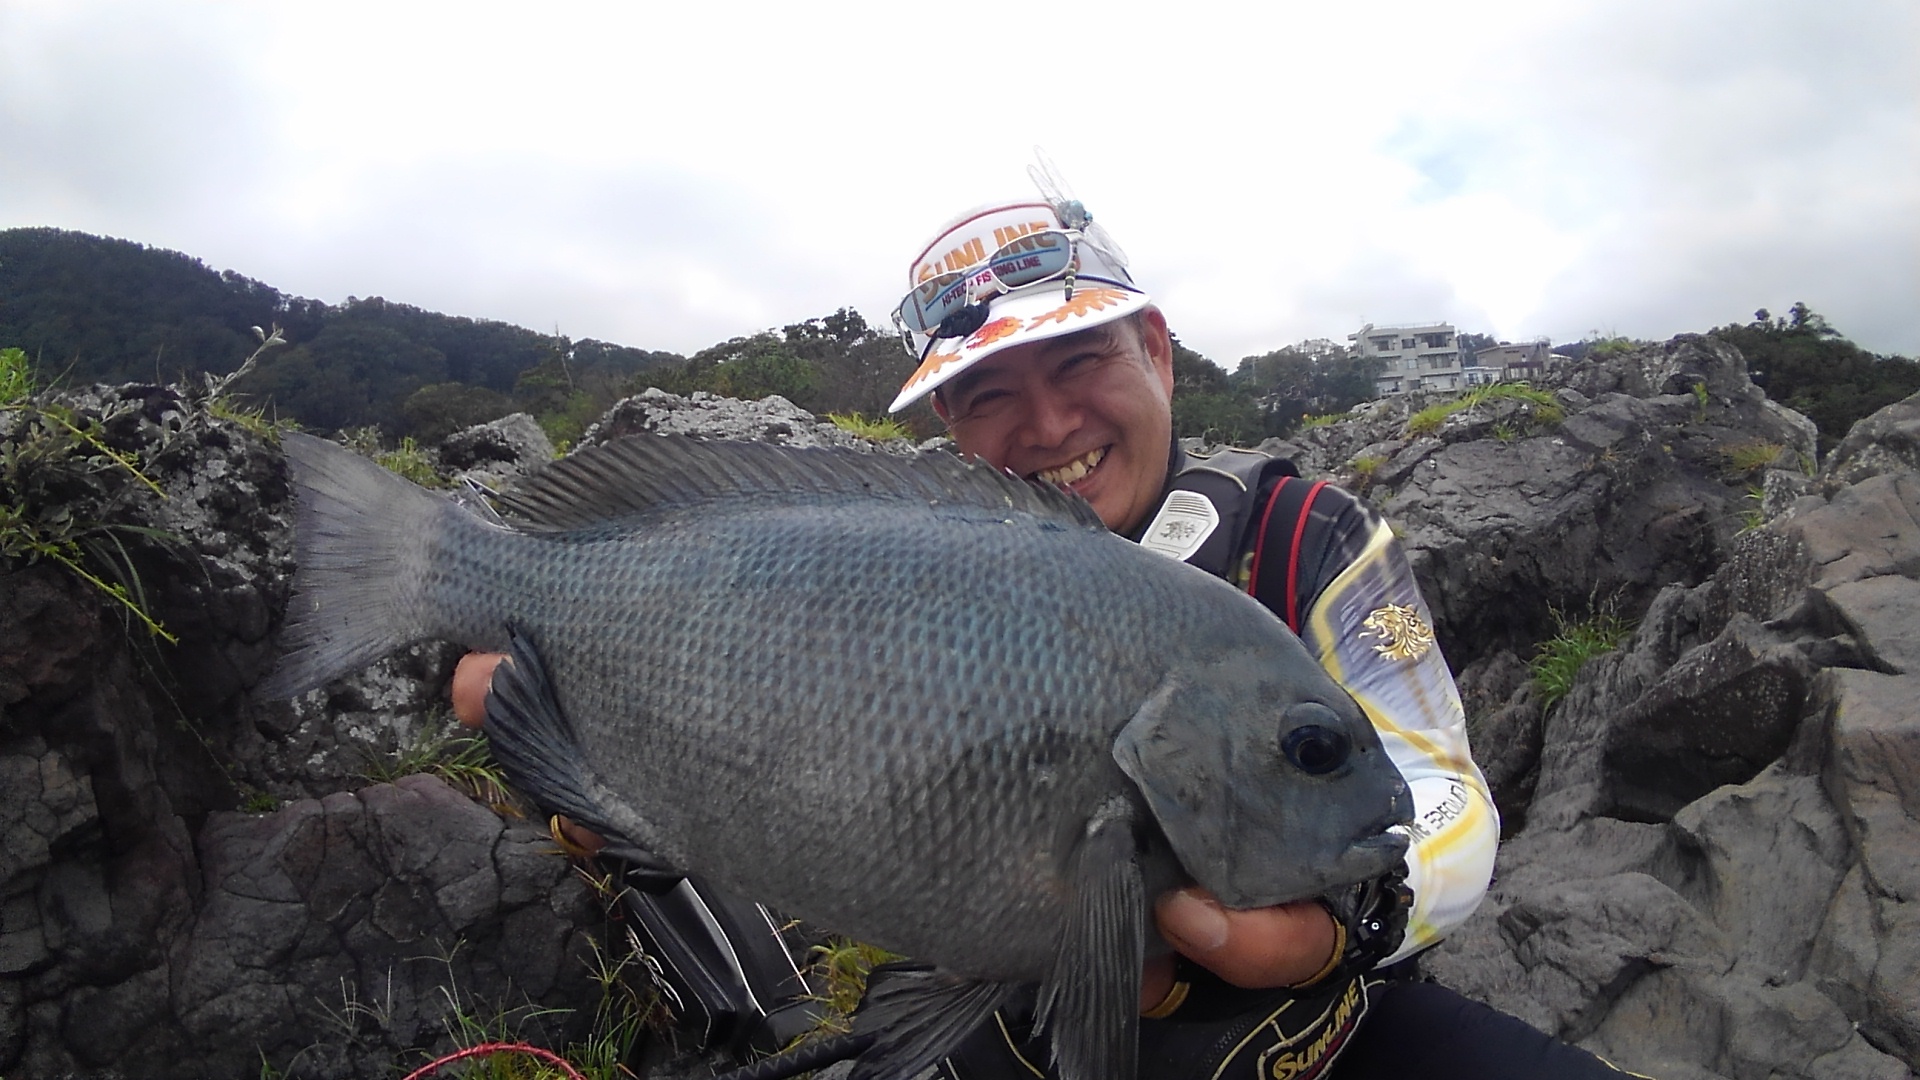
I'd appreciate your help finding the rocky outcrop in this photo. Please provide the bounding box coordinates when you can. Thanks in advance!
[580,387,932,453]
[1265,335,1819,668]
[0,386,596,1078]
[1420,379,1920,1077]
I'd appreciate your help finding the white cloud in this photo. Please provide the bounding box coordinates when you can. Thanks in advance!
[2,0,1914,367]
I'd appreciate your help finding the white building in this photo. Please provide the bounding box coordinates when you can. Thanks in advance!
[1350,322,1462,396]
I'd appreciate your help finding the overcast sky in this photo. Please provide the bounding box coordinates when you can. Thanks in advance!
[3,0,1916,366]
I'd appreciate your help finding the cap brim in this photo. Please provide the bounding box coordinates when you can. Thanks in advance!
[887,280,1150,413]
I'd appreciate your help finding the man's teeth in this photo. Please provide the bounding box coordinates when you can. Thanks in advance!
[1037,448,1106,486]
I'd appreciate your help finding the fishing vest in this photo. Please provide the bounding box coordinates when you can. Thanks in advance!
[1135,446,1299,581]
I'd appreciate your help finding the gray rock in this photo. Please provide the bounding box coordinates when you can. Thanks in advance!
[579,387,917,453]
[1824,390,1920,489]
[439,411,555,489]
[1428,380,1920,1077]
[1281,337,1821,669]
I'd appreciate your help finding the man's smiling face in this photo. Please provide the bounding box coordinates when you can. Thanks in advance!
[934,308,1176,535]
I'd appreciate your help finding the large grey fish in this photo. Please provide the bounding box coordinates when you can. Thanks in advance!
[261,431,1413,1080]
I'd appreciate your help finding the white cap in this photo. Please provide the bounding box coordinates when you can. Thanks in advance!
[887,198,1149,413]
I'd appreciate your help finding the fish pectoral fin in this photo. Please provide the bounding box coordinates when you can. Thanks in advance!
[484,625,632,850]
[848,965,1016,1080]
[1036,796,1144,1080]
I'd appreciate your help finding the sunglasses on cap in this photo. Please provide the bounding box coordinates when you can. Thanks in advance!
[892,229,1088,342]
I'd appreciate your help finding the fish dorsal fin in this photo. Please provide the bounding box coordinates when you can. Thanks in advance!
[495,434,1108,531]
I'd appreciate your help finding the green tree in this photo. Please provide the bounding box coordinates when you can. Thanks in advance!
[783,309,918,419]
[1169,333,1263,444]
[402,382,517,443]
[1711,304,1920,451]
[1229,338,1377,437]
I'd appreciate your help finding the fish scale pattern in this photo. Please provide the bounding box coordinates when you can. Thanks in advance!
[388,445,1401,982]
[437,497,1143,969]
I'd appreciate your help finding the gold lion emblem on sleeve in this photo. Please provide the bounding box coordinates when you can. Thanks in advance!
[1359,603,1435,661]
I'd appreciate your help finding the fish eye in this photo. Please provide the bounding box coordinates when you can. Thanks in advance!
[1280,714,1351,776]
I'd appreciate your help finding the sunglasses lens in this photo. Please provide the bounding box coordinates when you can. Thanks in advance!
[986,230,1074,291]
[894,232,1077,336]
[898,272,969,333]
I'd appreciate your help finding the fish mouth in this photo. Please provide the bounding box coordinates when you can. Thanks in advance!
[1350,829,1412,858]
[1032,446,1107,488]
[1339,828,1412,881]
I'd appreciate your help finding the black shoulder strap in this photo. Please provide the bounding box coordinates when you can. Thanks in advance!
[1136,447,1297,580]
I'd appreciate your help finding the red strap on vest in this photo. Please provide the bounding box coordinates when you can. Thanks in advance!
[1247,477,1327,633]
[1286,481,1327,631]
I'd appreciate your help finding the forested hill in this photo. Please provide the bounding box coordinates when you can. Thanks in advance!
[0,227,694,442]
[4,226,1914,451]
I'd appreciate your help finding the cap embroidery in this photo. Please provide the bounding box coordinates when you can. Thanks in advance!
[964,316,1024,350]
[1026,287,1129,329]
[1359,603,1434,661]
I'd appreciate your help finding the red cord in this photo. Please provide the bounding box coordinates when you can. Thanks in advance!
[400,1041,589,1080]
[1285,481,1327,633]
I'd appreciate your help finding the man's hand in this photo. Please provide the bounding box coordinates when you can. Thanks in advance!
[1139,888,1339,1012]
[451,652,506,729]
[451,651,605,854]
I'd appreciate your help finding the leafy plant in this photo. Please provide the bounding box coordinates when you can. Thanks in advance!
[1529,606,1634,714]
[827,411,912,442]
[208,395,295,441]
[340,425,385,457]
[1691,380,1710,422]
[1297,411,1346,431]
[0,347,32,406]
[1,362,179,641]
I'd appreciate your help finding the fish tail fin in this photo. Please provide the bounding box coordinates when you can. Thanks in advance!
[257,432,462,698]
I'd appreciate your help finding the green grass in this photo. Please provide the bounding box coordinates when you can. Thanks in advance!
[1298,411,1346,431]
[239,787,281,814]
[1405,403,1450,437]
[1406,381,1563,438]
[1721,440,1785,477]
[360,730,518,814]
[278,930,657,1080]
[1692,380,1710,422]
[827,411,913,442]
[375,436,447,488]
[805,937,902,1037]
[1739,485,1767,533]
[1529,607,1634,713]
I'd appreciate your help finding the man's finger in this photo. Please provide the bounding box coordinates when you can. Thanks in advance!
[451,652,508,728]
[1155,889,1339,989]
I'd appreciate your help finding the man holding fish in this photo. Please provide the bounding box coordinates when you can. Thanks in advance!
[427,167,1650,1077]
